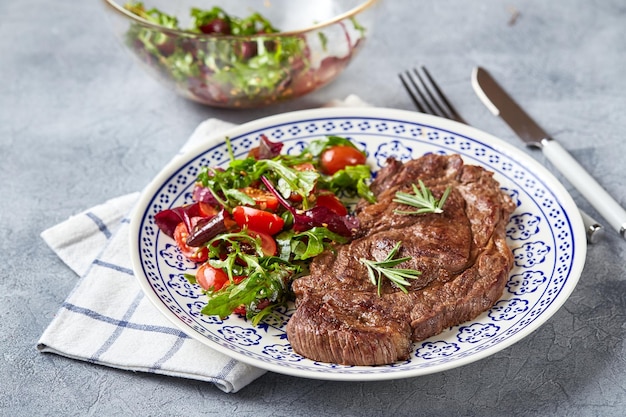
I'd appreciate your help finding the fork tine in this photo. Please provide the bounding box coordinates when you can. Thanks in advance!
[398,71,427,114]
[414,68,450,118]
[411,68,442,116]
[420,67,466,124]
[399,66,466,124]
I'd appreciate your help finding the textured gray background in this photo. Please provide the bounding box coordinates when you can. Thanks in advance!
[2,0,626,415]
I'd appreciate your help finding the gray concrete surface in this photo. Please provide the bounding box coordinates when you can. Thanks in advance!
[2,0,626,415]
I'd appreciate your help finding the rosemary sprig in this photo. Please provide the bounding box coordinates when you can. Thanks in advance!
[393,180,451,215]
[359,242,422,296]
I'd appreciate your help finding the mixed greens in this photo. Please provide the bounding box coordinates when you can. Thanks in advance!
[154,135,374,324]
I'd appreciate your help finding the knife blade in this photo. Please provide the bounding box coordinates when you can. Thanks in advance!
[472,66,626,241]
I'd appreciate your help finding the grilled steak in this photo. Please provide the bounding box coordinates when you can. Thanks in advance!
[286,154,515,366]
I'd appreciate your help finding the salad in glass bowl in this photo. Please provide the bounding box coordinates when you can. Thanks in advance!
[102,0,378,108]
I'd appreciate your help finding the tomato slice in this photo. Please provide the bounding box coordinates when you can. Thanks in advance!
[247,147,260,159]
[248,230,278,256]
[293,162,316,171]
[195,264,229,291]
[316,193,348,216]
[232,275,246,285]
[173,222,208,262]
[232,206,284,235]
[241,187,279,211]
[320,145,367,175]
[197,202,218,218]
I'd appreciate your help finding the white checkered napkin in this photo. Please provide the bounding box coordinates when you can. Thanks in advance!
[39,204,265,392]
[38,118,267,393]
[38,96,371,393]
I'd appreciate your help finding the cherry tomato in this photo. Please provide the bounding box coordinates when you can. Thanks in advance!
[241,187,279,211]
[195,264,229,291]
[316,193,348,216]
[232,206,284,236]
[248,230,278,256]
[174,222,208,262]
[320,145,367,175]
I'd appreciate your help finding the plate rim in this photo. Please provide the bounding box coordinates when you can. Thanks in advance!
[129,106,587,381]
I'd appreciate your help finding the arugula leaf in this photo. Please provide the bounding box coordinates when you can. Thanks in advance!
[201,255,298,324]
[197,151,320,210]
[183,273,198,285]
[260,159,319,203]
[222,188,256,206]
[319,164,376,203]
[276,227,348,261]
[201,269,279,318]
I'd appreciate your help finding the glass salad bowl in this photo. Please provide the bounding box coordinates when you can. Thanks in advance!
[102,0,379,108]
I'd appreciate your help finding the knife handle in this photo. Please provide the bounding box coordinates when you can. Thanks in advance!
[541,138,626,239]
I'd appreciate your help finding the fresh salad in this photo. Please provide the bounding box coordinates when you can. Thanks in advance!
[154,135,375,325]
[121,3,365,107]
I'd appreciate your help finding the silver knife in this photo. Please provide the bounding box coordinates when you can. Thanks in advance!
[472,66,626,241]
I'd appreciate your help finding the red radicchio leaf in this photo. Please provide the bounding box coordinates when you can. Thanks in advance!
[154,202,209,238]
[256,134,283,160]
[192,184,219,205]
[291,205,359,237]
[260,176,358,237]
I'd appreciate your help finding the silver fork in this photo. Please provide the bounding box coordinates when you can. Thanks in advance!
[399,66,466,124]
[398,65,602,243]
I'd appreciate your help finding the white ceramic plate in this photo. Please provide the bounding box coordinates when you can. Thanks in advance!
[129,107,586,381]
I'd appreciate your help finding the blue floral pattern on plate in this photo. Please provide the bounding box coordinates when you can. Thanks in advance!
[130,108,586,381]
